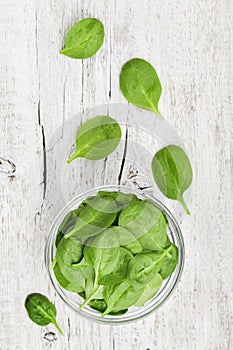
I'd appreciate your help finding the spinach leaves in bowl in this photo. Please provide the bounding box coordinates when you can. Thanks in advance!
[51,190,179,317]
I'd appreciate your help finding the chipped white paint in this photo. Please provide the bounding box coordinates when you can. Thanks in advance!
[0,1,232,349]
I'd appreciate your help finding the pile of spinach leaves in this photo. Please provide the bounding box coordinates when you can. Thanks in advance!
[53,190,178,317]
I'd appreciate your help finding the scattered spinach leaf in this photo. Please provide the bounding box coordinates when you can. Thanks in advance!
[60,18,104,59]
[67,116,121,163]
[24,293,63,335]
[120,58,163,118]
[151,145,193,214]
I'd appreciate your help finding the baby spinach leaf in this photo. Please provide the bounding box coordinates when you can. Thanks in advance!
[55,231,64,249]
[127,247,172,287]
[120,58,163,118]
[135,273,163,307]
[102,281,143,316]
[98,247,133,285]
[55,204,86,247]
[159,244,178,280]
[60,18,104,59]
[55,211,75,247]
[97,191,140,212]
[80,229,120,307]
[56,237,92,288]
[53,263,84,293]
[88,299,107,312]
[119,200,167,251]
[67,116,121,163]
[118,200,147,232]
[80,280,104,308]
[108,226,142,254]
[137,203,168,251]
[24,293,63,335]
[64,196,117,240]
[151,145,193,214]
[88,299,128,315]
[84,229,120,283]
[109,309,128,316]
[84,195,119,214]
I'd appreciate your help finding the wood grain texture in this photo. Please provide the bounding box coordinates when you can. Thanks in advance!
[0,0,232,349]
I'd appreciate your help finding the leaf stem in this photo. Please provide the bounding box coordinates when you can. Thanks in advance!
[51,257,57,269]
[80,286,100,309]
[67,152,78,164]
[64,226,78,239]
[52,318,63,335]
[154,109,164,119]
[179,195,190,215]
[102,309,109,317]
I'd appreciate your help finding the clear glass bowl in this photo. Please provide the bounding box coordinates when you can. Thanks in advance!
[45,185,184,325]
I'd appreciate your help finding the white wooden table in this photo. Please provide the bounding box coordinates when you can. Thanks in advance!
[1,1,232,349]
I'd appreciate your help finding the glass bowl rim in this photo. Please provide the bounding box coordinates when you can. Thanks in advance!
[45,185,185,325]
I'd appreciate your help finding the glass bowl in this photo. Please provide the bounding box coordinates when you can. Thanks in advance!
[45,185,184,325]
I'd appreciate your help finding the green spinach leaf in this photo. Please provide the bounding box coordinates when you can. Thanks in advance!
[137,203,168,251]
[67,116,121,163]
[24,293,63,334]
[88,299,128,315]
[80,229,120,307]
[84,194,119,214]
[80,279,105,308]
[88,299,107,312]
[98,247,133,285]
[159,244,178,280]
[84,229,120,283]
[55,203,86,247]
[151,145,193,214]
[135,273,163,307]
[120,58,163,118]
[110,309,128,316]
[108,226,142,254]
[127,247,172,287]
[97,191,140,211]
[119,200,167,251]
[102,281,143,316]
[60,18,104,59]
[64,196,117,240]
[56,237,93,289]
[53,262,84,293]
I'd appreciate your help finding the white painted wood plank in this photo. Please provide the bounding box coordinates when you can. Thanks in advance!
[0,0,232,349]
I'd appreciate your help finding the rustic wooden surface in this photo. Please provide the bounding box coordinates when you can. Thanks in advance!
[0,0,232,349]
